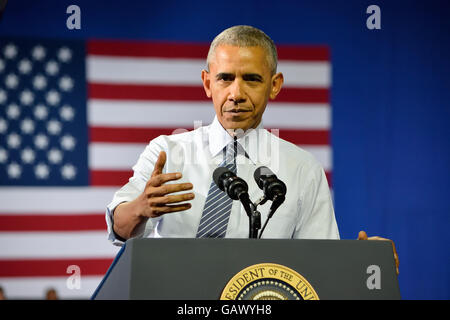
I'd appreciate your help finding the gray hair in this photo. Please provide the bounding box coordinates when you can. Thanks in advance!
[206,25,278,75]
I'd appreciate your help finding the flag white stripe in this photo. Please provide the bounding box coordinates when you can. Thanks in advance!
[277,61,331,87]
[0,187,117,213]
[0,276,103,299]
[0,231,119,258]
[265,102,330,129]
[87,56,330,87]
[89,143,143,170]
[89,143,331,171]
[88,100,215,127]
[299,145,332,171]
[88,100,330,129]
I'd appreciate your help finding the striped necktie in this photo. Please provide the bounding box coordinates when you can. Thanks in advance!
[196,140,237,238]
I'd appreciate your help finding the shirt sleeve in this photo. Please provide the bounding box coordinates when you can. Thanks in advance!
[105,137,166,246]
[293,161,340,239]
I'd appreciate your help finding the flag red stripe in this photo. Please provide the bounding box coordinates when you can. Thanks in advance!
[0,258,113,277]
[89,126,329,145]
[276,87,329,103]
[90,170,133,186]
[277,46,329,61]
[91,169,332,187]
[88,83,329,103]
[87,40,209,59]
[326,171,332,187]
[276,128,329,145]
[87,40,329,61]
[90,126,185,143]
[88,83,208,101]
[0,214,106,232]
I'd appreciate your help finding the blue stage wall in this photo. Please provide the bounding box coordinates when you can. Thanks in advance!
[1,0,449,299]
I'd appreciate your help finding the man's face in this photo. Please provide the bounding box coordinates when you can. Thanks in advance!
[202,45,283,132]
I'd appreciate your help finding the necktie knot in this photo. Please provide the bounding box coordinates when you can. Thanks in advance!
[223,141,237,166]
[223,138,249,167]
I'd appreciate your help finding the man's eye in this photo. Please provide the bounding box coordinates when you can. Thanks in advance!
[244,76,262,82]
[219,76,233,81]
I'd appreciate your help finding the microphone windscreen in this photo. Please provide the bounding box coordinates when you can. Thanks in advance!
[254,166,274,187]
[213,166,230,190]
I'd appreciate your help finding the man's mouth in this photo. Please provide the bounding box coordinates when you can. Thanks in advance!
[225,109,251,113]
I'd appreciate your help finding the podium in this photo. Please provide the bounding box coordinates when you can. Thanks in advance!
[92,238,400,300]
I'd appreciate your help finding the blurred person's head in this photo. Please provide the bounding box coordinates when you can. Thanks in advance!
[45,288,58,300]
[0,286,6,300]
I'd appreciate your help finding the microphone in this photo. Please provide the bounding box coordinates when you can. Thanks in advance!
[254,166,287,238]
[213,167,249,200]
[254,166,287,202]
[213,167,259,238]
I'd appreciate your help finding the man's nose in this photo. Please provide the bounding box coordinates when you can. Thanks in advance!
[228,79,246,104]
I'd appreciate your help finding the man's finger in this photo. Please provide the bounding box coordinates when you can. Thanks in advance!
[151,151,167,178]
[147,203,193,217]
[389,240,400,275]
[149,172,183,187]
[358,230,400,275]
[366,236,386,241]
[148,182,194,197]
[357,230,368,240]
[149,193,195,206]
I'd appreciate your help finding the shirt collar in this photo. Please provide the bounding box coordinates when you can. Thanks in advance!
[208,116,264,163]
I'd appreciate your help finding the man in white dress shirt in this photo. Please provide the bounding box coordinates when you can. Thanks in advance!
[105,25,399,273]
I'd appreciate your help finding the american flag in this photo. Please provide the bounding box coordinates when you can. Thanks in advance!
[0,38,331,299]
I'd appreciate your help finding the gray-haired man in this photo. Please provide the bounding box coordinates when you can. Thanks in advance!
[105,25,398,273]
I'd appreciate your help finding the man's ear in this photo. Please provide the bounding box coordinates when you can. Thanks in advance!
[269,72,284,100]
[201,69,212,98]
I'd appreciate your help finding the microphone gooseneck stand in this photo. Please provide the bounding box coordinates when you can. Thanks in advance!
[257,194,285,238]
[239,193,282,239]
[235,190,261,239]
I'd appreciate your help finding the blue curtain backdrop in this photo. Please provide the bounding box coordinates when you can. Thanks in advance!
[1,0,449,299]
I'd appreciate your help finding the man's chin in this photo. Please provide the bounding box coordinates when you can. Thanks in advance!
[220,119,250,131]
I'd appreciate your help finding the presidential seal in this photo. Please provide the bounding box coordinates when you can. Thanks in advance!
[220,263,319,300]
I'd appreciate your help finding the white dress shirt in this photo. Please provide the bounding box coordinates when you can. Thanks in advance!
[106,116,339,245]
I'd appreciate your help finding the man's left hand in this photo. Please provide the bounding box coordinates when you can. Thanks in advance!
[358,230,400,275]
